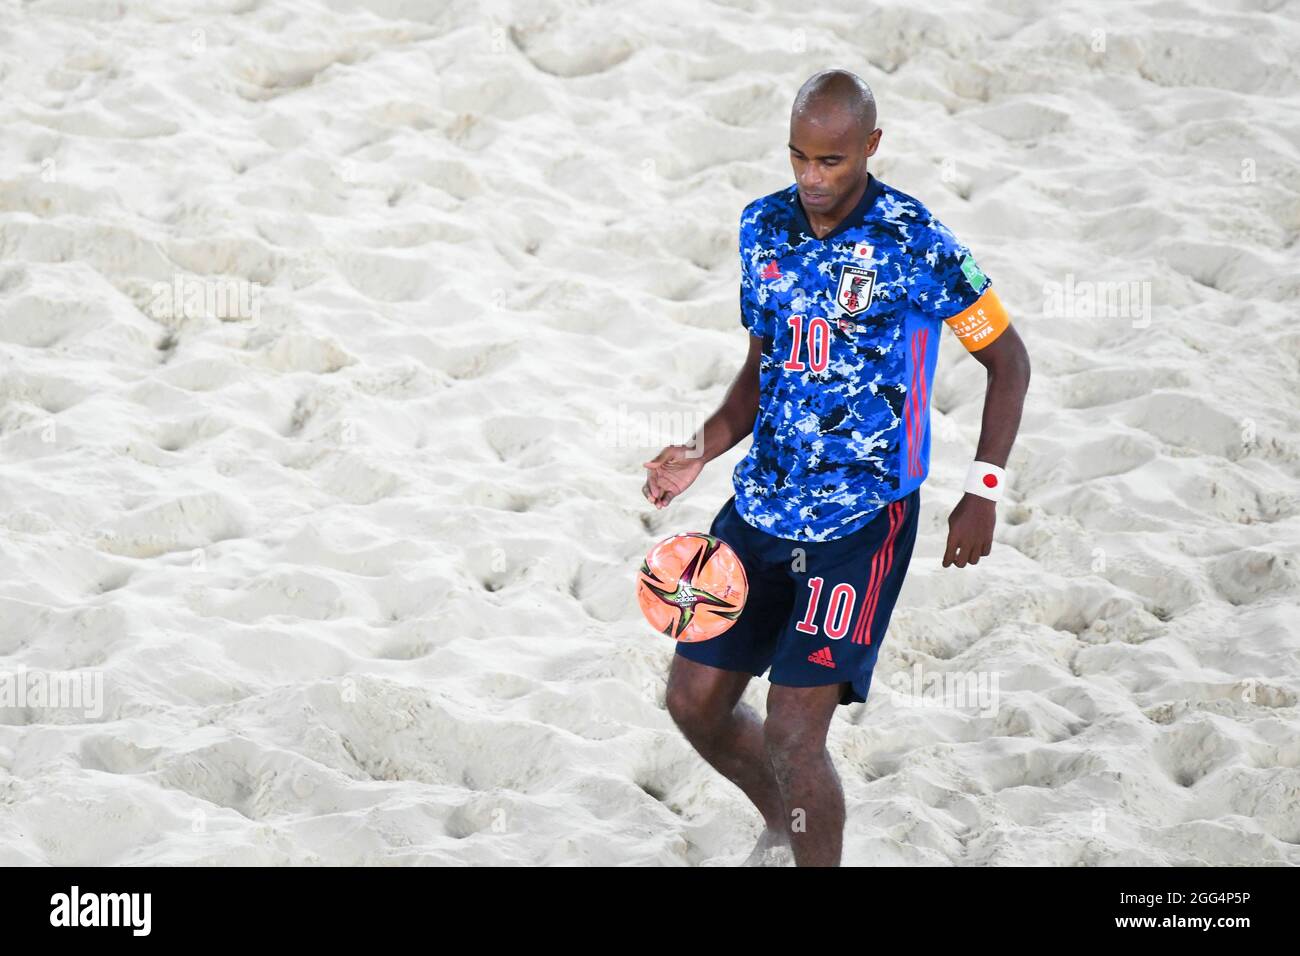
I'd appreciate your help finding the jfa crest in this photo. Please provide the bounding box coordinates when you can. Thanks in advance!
[836,265,876,317]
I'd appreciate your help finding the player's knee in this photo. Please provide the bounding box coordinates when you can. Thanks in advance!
[762,713,808,768]
[665,681,724,736]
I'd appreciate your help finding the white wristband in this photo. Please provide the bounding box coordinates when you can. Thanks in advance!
[964,461,1006,501]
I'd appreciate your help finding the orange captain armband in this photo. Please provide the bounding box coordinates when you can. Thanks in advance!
[944,288,1010,352]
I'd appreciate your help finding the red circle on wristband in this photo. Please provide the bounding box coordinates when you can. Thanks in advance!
[983,474,998,488]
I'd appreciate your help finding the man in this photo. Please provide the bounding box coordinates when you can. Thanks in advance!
[642,70,1031,866]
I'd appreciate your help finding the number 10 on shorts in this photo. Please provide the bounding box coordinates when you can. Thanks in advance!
[794,576,857,640]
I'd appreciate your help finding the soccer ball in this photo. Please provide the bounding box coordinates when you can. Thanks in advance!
[636,533,748,642]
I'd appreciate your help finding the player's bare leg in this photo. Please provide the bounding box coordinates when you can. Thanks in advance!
[764,682,845,866]
[665,655,790,856]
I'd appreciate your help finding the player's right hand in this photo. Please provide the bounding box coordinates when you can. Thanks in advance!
[642,444,705,509]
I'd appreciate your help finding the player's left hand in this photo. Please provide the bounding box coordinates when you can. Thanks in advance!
[943,494,996,567]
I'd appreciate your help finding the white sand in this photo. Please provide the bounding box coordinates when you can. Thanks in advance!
[1,0,1298,865]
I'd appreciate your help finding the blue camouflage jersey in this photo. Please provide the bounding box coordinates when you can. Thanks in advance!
[732,174,997,541]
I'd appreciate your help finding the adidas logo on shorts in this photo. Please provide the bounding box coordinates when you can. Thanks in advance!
[808,646,835,668]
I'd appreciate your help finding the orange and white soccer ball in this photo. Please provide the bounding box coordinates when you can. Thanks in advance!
[636,533,748,642]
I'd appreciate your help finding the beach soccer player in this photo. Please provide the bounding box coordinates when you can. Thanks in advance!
[641,69,1032,866]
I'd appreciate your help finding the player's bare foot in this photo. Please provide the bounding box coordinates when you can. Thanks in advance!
[742,825,793,866]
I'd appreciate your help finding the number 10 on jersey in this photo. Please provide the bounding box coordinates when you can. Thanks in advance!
[782,314,832,373]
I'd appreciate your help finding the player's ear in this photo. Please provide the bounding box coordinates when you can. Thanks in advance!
[865,127,882,156]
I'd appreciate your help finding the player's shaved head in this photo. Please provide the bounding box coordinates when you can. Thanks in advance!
[788,70,882,227]
[792,69,877,138]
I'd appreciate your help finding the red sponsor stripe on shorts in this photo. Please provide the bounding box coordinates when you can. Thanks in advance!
[852,536,887,646]
[852,499,905,645]
[862,499,905,639]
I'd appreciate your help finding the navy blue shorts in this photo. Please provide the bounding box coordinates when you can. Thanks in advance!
[674,489,920,706]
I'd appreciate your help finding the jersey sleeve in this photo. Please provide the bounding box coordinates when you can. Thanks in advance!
[912,215,1009,352]
[738,207,769,338]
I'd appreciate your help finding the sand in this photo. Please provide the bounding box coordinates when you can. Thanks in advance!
[0,0,1297,865]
